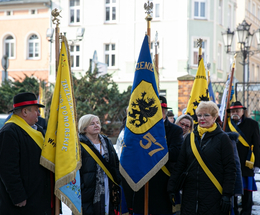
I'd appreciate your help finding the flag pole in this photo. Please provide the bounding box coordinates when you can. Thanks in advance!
[144,2,153,215]
[51,8,62,215]
[155,31,159,91]
[222,54,237,131]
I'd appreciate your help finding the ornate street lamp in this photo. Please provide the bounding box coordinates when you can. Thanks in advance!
[222,19,260,105]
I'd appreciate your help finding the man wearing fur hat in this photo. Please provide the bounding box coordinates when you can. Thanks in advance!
[0,92,52,214]
[225,101,260,215]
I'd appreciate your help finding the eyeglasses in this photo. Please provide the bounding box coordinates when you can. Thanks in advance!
[197,113,211,118]
[180,122,191,129]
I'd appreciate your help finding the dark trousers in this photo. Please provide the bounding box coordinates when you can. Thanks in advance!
[240,190,252,215]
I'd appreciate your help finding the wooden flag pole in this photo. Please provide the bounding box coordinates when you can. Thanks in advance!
[51,8,62,215]
[222,54,237,131]
[144,2,153,215]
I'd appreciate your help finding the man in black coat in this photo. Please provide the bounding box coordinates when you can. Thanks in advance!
[0,92,52,215]
[127,96,183,214]
[225,101,260,215]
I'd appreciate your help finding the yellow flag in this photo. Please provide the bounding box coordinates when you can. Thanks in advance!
[38,84,45,118]
[40,39,82,214]
[186,58,209,121]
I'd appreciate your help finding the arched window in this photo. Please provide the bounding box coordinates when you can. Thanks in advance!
[28,34,39,59]
[4,35,15,58]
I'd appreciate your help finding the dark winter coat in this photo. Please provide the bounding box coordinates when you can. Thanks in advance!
[0,122,51,215]
[168,124,236,215]
[225,116,260,177]
[79,134,121,215]
[226,132,243,196]
[129,117,183,214]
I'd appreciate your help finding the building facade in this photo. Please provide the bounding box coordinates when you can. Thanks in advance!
[0,0,52,83]
[2,0,253,116]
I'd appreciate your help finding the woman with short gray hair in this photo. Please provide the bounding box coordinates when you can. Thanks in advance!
[78,114,121,215]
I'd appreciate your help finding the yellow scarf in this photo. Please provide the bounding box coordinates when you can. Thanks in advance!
[197,123,217,137]
[5,114,44,149]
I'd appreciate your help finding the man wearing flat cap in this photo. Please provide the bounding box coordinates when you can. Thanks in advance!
[0,92,52,214]
[225,101,260,215]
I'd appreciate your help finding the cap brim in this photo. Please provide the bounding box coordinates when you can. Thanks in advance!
[162,106,172,109]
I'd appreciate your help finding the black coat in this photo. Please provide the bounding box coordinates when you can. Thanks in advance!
[0,122,51,215]
[129,117,183,214]
[225,116,260,177]
[168,124,236,215]
[79,134,121,215]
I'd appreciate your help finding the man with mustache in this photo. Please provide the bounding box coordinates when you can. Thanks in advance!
[225,101,260,215]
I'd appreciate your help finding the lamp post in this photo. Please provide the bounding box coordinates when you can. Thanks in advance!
[222,20,260,105]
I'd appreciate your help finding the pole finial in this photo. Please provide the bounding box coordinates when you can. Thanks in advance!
[144,1,153,21]
[197,38,203,48]
[51,8,62,27]
[144,1,153,15]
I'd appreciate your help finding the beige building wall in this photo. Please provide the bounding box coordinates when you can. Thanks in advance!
[0,4,50,82]
[236,0,260,82]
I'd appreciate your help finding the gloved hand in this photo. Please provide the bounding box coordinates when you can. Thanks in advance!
[168,193,175,206]
[220,195,231,214]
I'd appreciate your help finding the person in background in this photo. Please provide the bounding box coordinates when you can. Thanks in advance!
[225,101,260,215]
[0,92,52,214]
[167,110,175,123]
[78,114,121,215]
[175,114,194,139]
[168,101,236,215]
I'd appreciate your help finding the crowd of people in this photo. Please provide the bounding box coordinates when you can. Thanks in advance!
[0,92,259,215]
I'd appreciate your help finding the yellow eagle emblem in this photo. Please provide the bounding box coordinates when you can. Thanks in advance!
[127,80,162,134]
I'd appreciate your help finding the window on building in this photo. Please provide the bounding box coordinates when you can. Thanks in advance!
[105,0,116,22]
[150,0,161,19]
[28,34,39,59]
[4,35,15,58]
[218,0,223,25]
[257,65,260,81]
[228,4,232,29]
[258,7,260,19]
[192,39,207,65]
[253,3,256,15]
[70,45,80,68]
[217,44,222,70]
[30,9,36,15]
[251,64,255,81]
[6,11,12,16]
[104,44,116,67]
[70,0,80,24]
[159,90,166,97]
[194,0,206,19]
[248,0,251,12]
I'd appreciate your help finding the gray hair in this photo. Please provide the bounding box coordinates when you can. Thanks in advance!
[78,114,101,134]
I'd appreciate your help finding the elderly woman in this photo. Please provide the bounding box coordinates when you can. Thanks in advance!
[175,114,194,138]
[167,101,236,215]
[78,114,121,215]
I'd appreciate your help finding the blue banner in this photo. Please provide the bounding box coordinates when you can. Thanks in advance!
[119,35,168,192]
[208,77,216,103]
[59,170,81,213]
